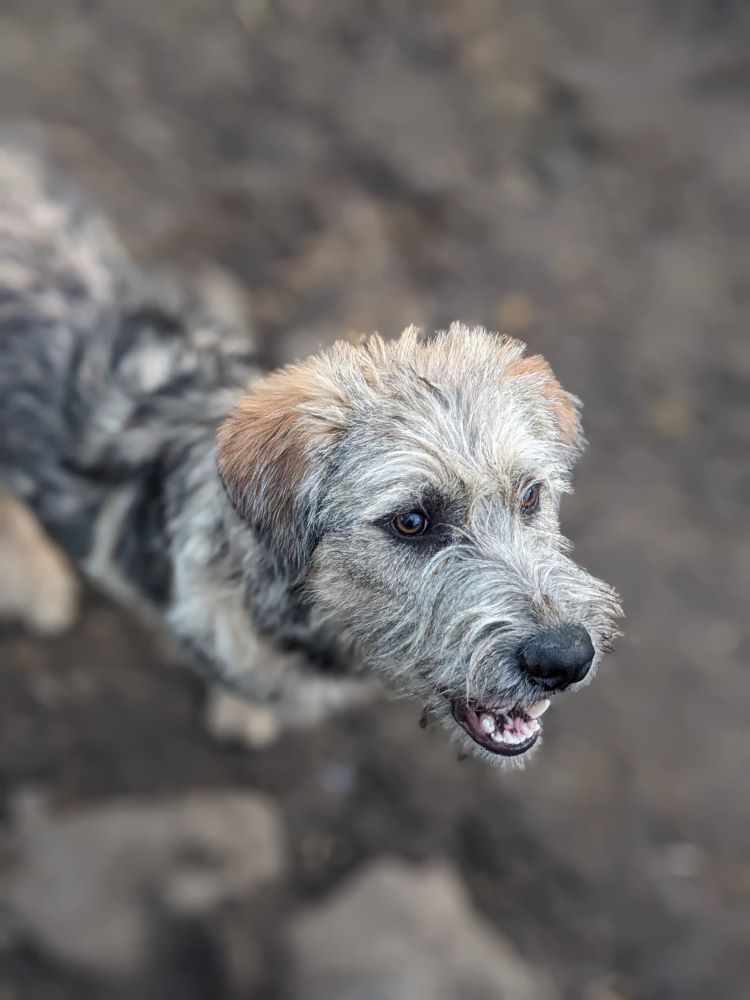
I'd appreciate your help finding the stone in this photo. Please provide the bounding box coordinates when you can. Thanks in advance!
[8,790,284,974]
[288,858,557,1000]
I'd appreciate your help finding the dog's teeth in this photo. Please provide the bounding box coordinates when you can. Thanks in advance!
[491,730,506,743]
[527,698,551,719]
[480,714,496,734]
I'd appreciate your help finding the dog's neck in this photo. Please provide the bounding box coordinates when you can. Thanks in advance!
[157,441,356,689]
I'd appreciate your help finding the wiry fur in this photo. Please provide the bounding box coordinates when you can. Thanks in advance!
[0,145,622,762]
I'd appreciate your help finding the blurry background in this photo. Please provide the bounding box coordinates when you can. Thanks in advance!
[1,2,749,998]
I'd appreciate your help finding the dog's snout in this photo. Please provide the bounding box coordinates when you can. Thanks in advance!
[520,624,594,690]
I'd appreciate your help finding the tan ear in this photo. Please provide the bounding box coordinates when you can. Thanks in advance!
[217,357,350,573]
[507,352,583,458]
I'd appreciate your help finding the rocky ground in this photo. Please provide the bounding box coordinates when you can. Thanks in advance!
[1,2,749,998]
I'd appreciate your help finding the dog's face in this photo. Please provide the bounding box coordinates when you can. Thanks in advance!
[218,325,622,762]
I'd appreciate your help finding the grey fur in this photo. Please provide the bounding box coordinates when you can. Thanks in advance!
[0,145,622,763]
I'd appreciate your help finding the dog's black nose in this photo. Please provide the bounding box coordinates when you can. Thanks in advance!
[520,625,594,690]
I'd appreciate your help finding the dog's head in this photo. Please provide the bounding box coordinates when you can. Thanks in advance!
[217,325,622,762]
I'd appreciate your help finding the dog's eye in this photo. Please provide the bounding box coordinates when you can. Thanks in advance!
[392,511,430,537]
[520,483,541,514]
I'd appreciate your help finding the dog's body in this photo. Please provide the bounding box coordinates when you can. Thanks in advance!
[0,146,621,761]
[0,146,368,726]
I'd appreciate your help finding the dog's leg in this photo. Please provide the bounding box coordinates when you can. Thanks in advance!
[0,489,79,635]
[204,687,283,749]
[204,646,379,750]
[204,675,378,750]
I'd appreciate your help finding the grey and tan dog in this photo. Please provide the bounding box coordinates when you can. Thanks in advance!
[0,145,622,762]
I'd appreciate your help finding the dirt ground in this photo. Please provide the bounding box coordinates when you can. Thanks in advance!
[1,2,749,998]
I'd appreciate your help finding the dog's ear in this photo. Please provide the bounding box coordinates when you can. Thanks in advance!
[507,351,584,464]
[217,357,351,577]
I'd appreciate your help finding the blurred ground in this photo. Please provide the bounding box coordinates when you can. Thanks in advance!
[1,2,749,998]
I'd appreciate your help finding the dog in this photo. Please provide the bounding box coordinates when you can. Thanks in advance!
[0,144,622,763]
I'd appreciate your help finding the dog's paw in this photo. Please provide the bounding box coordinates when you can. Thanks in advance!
[0,492,79,635]
[204,687,282,750]
[23,558,80,635]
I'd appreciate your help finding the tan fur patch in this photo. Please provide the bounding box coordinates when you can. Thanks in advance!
[217,357,349,525]
[506,352,581,447]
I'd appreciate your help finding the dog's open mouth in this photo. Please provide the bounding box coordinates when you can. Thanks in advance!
[451,697,550,756]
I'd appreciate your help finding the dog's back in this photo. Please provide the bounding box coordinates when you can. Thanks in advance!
[0,144,253,560]
[0,145,127,550]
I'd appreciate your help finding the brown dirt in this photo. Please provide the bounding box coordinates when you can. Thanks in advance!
[1,2,749,998]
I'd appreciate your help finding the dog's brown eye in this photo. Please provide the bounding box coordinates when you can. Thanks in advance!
[520,483,541,514]
[392,511,429,536]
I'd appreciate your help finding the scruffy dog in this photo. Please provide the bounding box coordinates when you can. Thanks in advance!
[0,146,621,762]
